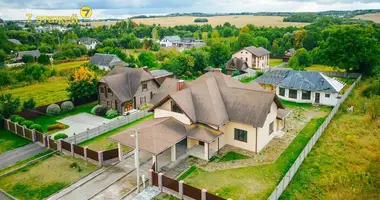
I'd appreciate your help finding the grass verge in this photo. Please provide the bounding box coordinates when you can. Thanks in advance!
[177,166,198,181]
[218,152,250,162]
[270,59,284,67]
[280,79,380,199]
[0,153,98,200]
[183,117,327,199]
[79,114,154,151]
[0,129,31,154]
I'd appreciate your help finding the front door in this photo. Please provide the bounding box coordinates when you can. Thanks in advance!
[125,102,133,112]
[315,93,320,104]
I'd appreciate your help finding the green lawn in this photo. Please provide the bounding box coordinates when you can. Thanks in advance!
[177,166,198,181]
[305,64,345,72]
[0,77,69,107]
[152,193,180,200]
[79,115,154,151]
[0,129,31,154]
[31,102,97,134]
[218,152,250,162]
[0,154,98,200]
[183,117,327,200]
[280,79,380,200]
[270,59,284,67]
[51,61,87,71]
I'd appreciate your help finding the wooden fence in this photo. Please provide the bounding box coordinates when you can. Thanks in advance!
[3,119,120,166]
[267,75,362,200]
[149,170,226,200]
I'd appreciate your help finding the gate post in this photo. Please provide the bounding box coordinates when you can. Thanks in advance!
[98,152,104,166]
[22,125,26,137]
[32,130,37,142]
[84,147,88,160]
[148,169,153,186]
[71,143,75,157]
[201,189,207,200]
[179,180,184,199]
[158,173,163,191]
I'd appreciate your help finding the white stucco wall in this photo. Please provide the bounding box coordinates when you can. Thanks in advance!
[256,102,278,152]
[232,49,269,69]
[276,87,338,106]
[160,39,173,47]
[153,100,192,125]
[219,121,257,152]
[232,50,253,68]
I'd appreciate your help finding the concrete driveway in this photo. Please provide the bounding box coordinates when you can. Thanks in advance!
[54,113,111,138]
[0,143,46,169]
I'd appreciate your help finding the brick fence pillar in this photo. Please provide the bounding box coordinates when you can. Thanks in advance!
[71,143,75,157]
[201,189,207,200]
[43,135,47,146]
[84,147,88,160]
[158,173,163,191]
[98,152,104,166]
[32,130,37,142]
[148,169,153,186]
[22,125,26,137]
[47,136,50,149]
[14,122,18,133]
[6,119,10,129]
[57,139,62,152]
[179,180,184,199]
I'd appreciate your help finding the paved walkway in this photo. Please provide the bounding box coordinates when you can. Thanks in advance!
[0,143,46,169]
[132,187,160,200]
[56,113,112,138]
[48,151,152,200]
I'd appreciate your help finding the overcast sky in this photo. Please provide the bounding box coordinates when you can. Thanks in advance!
[0,0,379,20]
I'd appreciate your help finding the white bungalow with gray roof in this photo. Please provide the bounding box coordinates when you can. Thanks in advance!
[16,50,40,60]
[255,69,345,106]
[232,46,271,69]
[89,53,126,70]
[78,37,99,50]
[159,36,182,47]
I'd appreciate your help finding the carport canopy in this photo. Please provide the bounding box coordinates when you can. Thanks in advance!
[109,117,187,155]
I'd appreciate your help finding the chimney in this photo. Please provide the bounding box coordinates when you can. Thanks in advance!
[142,66,149,73]
[177,80,185,91]
[213,68,222,73]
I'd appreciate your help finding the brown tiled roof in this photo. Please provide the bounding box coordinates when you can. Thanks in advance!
[150,72,284,128]
[109,117,221,155]
[100,67,157,103]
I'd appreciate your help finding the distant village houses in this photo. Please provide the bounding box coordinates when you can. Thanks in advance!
[78,37,99,50]
[16,50,41,60]
[89,53,126,71]
[159,36,205,51]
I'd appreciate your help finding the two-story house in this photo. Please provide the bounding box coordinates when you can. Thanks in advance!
[110,70,291,170]
[232,46,270,69]
[98,67,160,114]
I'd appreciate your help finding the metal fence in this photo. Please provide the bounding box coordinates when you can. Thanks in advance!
[267,75,362,200]
[64,110,152,144]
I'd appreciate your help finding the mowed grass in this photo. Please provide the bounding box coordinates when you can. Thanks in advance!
[79,114,153,151]
[270,59,284,67]
[218,152,250,162]
[132,15,308,28]
[280,79,380,200]
[183,116,328,199]
[0,154,98,200]
[0,129,31,154]
[51,61,87,71]
[0,77,69,107]
[305,64,345,72]
[31,102,97,133]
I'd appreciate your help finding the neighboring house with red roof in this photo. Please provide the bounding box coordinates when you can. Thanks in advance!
[110,71,291,166]
[232,46,271,69]
[98,67,160,114]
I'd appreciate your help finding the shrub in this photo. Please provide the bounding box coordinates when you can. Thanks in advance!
[47,123,66,131]
[30,124,43,131]
[231,70,240,77]
[91,105,102,115]
[0,93,21,118]
[22,55,35,63]
[367,97,380,121]
[23,98,36,110]
[10,115,25,124]
[46,104,61,116]
[106,109,118,118]
[362,79,380,98]
[20,120,34,128]
[95,106,107,116]
[256,71,264,78]
[38,54,50,65]
[61,101,74,113]
[54,133,68,140]
[0,114,3,128]
[70,162,82,172]
[194,18,208,23]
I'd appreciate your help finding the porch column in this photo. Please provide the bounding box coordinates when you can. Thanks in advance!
[255,57,258,68]
[171,145,176,162]
[204,143,209,160]
[118,143,123,161]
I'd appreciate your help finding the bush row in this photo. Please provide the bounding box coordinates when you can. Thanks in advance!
[46,101,74,116]
[9,115,42,131]
[91,104,119,118]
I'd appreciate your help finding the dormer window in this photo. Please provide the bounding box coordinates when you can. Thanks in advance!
[142,83,148,91]
[171,101,182,113]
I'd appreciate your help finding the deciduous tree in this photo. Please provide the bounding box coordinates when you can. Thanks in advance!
[67,67,98,101]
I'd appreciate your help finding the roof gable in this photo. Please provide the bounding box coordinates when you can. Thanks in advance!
[90,53,121,66]
[243,46,271,57]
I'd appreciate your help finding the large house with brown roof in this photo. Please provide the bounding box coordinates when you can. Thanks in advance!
[98,67,159,114]
[232,46,270,69]
[110,71,291,169]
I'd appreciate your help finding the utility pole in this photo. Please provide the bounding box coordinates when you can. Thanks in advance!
[135,129,140,194]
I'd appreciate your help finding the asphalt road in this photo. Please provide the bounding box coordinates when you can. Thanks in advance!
[0,143,46,169]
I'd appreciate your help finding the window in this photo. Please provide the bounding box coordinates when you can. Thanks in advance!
[289,89,298,99]
[140,97,147,105]
[269,121,274,135]
[100,87,104,93]
[302,91,311,100]
[245,58,248,62]
[142,83,148,91]
[325,93,331,98]
[107,88,113,95]
[150,92,154,100]
[171,101,182,113]
[241,51,243,54]
[279,87,285,96]
[234,128,248,143]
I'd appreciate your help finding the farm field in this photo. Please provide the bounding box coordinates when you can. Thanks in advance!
[0,77,69,107]
[132,15,309,28]
[354,13,380,23]
[281,79,380,200]
[51,61,87,71]
[0,153,98,200]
